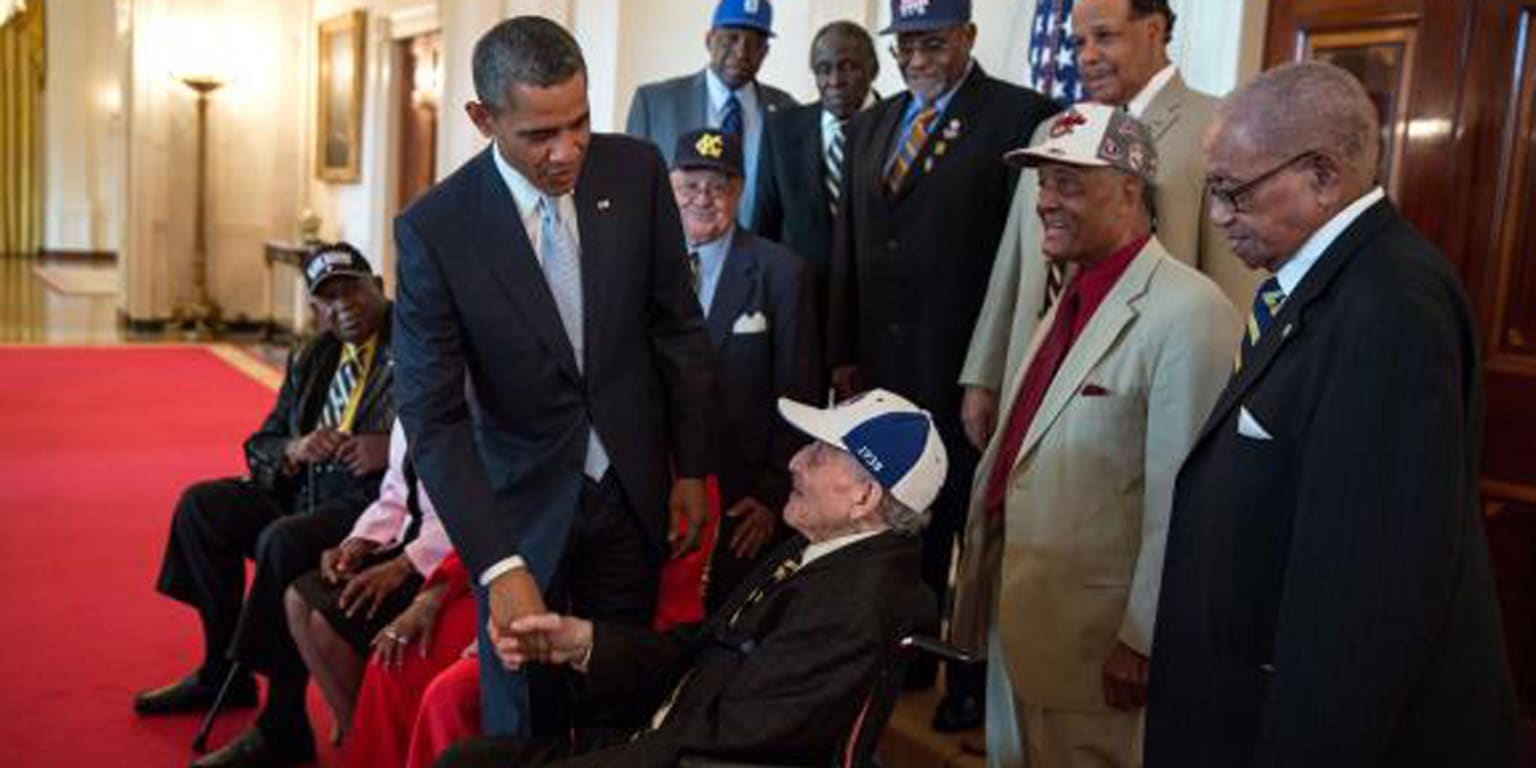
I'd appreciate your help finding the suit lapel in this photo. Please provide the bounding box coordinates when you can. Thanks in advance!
[1138,73,1188,144]
[686,70,711,133]
[889,65,987,202]
[1193,199,1399,449]
[866,95,907,194]
[1015,246,1160,467]
[574,168,616,376]
[797,110,832,216]
[706,230,755,348]
[469,147,581,384]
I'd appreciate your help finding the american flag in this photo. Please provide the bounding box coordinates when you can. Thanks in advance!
[1028,0,1083,107]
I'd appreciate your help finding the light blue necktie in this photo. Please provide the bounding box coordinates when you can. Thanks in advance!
[539,196,609,480]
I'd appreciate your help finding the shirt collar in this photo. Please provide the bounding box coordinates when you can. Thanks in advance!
[705,67,758,114]
[821,91,877,130]
[1274,186,1386,297]
[1126,63,1177,118]
[491,142,546,221]
[912,58,974,114]
[1071,232,1149,309]
[693,226,735,269]
[343,335,378,366]
[801,528,886,567]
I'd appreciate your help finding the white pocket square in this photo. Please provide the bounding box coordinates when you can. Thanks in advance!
[731,311,769,334]
[1237,406,1273,441]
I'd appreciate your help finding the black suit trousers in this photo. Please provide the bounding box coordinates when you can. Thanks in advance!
[156,476,359,683]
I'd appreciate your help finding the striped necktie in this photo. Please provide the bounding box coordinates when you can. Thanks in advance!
[825,122,845,216]
[721,92,743,136]
[540,195,610,480]
[317,348,361,430]
[886,104,937,193]
[1236,275,1287,372]
[687,251,702,298]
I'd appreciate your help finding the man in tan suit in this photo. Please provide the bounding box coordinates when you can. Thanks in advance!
[958,0,1256,454]
[951,105,1238,767]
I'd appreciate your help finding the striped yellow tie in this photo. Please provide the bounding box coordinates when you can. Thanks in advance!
[1236,276,1286,372]
[886,105,937,193]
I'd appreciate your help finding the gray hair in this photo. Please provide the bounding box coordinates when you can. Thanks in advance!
[472,16,586,112]
[1218,60,1380,190]
[875,491,930,536]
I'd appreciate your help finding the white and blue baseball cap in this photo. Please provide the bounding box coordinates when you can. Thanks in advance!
[778,389,948,512]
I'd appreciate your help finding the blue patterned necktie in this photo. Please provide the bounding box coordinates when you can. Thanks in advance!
[721,92,743,136]
[539,195,610,479]
[1237,275,1287,372]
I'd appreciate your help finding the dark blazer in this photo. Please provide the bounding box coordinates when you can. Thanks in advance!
[754,103,837,285]
[244,307,395,505]
[570,532,935,768]
[625,69,796,230]
[702,229,819,512]
[1146,200,1527,768]
[827,65,1057,439]
[391,136,715,584]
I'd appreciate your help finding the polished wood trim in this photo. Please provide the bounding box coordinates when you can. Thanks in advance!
[36,249,116,264]
[1484,479,1536,509]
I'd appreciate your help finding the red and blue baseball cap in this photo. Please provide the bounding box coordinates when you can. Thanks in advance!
[778,389,948,512]
[881,0,972,34]
[713,0,775,37]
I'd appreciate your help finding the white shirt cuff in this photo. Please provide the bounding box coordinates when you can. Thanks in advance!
[478,555,527,587]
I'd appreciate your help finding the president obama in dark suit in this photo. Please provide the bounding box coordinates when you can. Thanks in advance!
[826,0,1057,726]
[393,17,714,738]
[1147,61,1525,768]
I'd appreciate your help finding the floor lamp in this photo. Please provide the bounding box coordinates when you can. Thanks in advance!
[174,75,225,337]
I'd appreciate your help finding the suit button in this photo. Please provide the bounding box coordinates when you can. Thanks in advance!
[885,239,898,251]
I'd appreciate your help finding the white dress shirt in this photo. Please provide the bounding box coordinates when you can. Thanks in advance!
[1275,186,1386,297]
[1126,63,1177,118]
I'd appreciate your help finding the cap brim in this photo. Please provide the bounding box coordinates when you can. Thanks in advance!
[673,160,743,177]
[1001,145,1112,170]
[307,268,372,293]
[715,22,775,38]
[778,397,844,447]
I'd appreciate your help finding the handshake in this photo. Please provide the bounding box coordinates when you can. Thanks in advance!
[490,612,595,672]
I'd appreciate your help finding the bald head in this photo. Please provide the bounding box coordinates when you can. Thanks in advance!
[1215,61,1380,195]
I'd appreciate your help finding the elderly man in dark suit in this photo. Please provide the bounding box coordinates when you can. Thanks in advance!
[138,243,396,767]
[440,389,946,768]
[826,0,1058,729]
[625,0,796,230]
[392,17,714,739]
[754,20,879,331]
[667,128,819,610]
[1147,61,1526,768]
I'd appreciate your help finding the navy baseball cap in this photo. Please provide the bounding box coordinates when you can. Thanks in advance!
[673,128,745,177]
[778,389,948,512]
[713,0,775,37]
[882,0,972,34]
[302,242,373,295]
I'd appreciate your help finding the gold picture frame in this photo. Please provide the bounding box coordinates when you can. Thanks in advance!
[317,10,366,182]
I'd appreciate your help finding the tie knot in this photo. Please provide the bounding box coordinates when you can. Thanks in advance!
[1256,275,1286,312]
[540,195,563,224]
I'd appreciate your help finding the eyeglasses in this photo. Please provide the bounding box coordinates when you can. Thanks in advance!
[890,34,954,62]
[673,179,733,203]
[1205,150,1321,214]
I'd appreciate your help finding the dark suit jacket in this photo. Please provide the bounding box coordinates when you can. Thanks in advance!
[392,136,715,583]
[244,307,395,507]
[754,103,837,286]
[1146,200,1527,768]
[702,229,819,511]
[566,532,935,768]
[625,69,796,230]
[827,66,1057,440]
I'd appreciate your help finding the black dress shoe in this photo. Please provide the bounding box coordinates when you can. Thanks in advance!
[133,672,258,715]
[931,690,984,733]
[192,727,316,768]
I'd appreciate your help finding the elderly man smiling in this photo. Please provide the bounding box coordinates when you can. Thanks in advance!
[439,389,945,768]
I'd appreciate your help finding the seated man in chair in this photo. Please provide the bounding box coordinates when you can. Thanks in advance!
[136,242,396,768]
[442,389,945,768]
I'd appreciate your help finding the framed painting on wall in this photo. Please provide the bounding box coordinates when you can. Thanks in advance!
[317,9,366,182]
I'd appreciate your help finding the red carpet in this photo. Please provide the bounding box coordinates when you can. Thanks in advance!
[0,347,342,766]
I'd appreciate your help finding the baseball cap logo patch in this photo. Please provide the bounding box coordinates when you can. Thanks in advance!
[695,133,725,159]
[898,0,931,18]
[1049,110,1088,138]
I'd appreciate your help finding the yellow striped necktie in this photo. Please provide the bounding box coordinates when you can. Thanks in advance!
[1236,276,1286,372]
[886,105,937,193]
[317,346,362,429]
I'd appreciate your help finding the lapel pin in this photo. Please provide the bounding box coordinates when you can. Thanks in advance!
[943,118,962,140]
[1281,323,1294,339]
[923,156,934,172]
[596,198,611,211]
[934,141,947,157]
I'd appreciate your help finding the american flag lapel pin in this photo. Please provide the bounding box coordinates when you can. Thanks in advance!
[597,198,611,211]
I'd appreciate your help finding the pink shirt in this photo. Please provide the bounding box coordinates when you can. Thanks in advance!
[348,419,452,578]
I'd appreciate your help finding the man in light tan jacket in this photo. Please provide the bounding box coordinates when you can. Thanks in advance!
[951,104,1238,767]
[958,0,1257,454]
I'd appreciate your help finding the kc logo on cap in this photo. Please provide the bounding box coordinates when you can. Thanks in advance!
[695,132,725,159]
